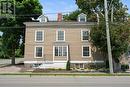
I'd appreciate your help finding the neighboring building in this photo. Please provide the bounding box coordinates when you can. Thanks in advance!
[24,13,104,69]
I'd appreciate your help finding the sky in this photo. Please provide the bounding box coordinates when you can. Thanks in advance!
[39,0,78,20]
[39,0,130,20]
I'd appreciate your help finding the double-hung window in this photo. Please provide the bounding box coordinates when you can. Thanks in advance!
[56,30,65,41]
[54,46,67,57]
[81,30,89,41]
[35,46,43,58]
[82,46,91,57]
[35,30,44,42]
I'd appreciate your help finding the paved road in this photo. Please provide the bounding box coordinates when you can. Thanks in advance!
[0,76,130,87]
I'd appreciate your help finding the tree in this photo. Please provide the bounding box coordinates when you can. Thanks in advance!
[76,0,129,72]
[66,60,71,71]
[63,10,81,21]
[76,0,128,22]
[90,21,130,65]
[0,0,42,64]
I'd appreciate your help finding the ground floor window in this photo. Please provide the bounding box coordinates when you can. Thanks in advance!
[32,63,42,68]
[82,46,91,57]
[54,46,67,57]
[35,46,43,58]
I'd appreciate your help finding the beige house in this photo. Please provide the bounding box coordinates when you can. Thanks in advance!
[24,13,104,69]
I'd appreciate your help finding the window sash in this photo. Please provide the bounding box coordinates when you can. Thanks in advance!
[80,17,86,22]
[82,31,89,41]
[83,46,90,57]
[35,31,44,42]
[55,47,58,56]
[57,31,65,41]
[59,47,62,56]
[35,47,43,58]
[63,47,67,56]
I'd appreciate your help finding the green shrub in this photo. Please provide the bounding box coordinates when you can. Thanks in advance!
[121,64,129,71]
[66,60,71,71]
[86,63,106,70]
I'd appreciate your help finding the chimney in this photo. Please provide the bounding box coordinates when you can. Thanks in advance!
[57,13,62,22]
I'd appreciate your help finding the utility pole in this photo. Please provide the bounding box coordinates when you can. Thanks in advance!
[104,0,114,73]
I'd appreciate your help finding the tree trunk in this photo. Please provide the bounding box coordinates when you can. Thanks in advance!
[11,56,15,65]
[11,48,15,65]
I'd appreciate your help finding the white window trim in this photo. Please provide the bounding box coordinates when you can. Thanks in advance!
[35,30,44,42]
[56,30,65,42]
[82,45,91,58]
[53,46,68,61]
[81,30,90,41]
[34,46,44,58]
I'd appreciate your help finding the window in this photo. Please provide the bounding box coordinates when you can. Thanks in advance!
[35,30,44,42]
[35,46,43,58]
[80,16,86,22]
[54,46,67,57]
[57,30,65,41]
[32,63,42,68]
[81,30,89,41]
[63,47,67,56]
[82,46,91,57]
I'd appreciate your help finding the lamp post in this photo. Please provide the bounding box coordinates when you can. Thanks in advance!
[104,0,114,73]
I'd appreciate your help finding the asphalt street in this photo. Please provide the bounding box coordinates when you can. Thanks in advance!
[0,76,130,87]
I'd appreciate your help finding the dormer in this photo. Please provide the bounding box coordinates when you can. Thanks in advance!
[37,15,48,23]
[78,13,87,22]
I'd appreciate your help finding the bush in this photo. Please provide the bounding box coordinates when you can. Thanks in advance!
[66,60,71,71]
[121,64,129,71]
[86,63,106,70]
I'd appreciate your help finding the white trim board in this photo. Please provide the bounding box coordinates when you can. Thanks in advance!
[24,60,104,64]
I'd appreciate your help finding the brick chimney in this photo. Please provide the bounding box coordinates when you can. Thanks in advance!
[57,13,62,22]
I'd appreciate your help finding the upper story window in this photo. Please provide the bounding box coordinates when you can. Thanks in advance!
[35,30,44,42]
[35,46,43,58]
[81,30,89,41]
[78,13,87,22]
[56,30,65,41]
